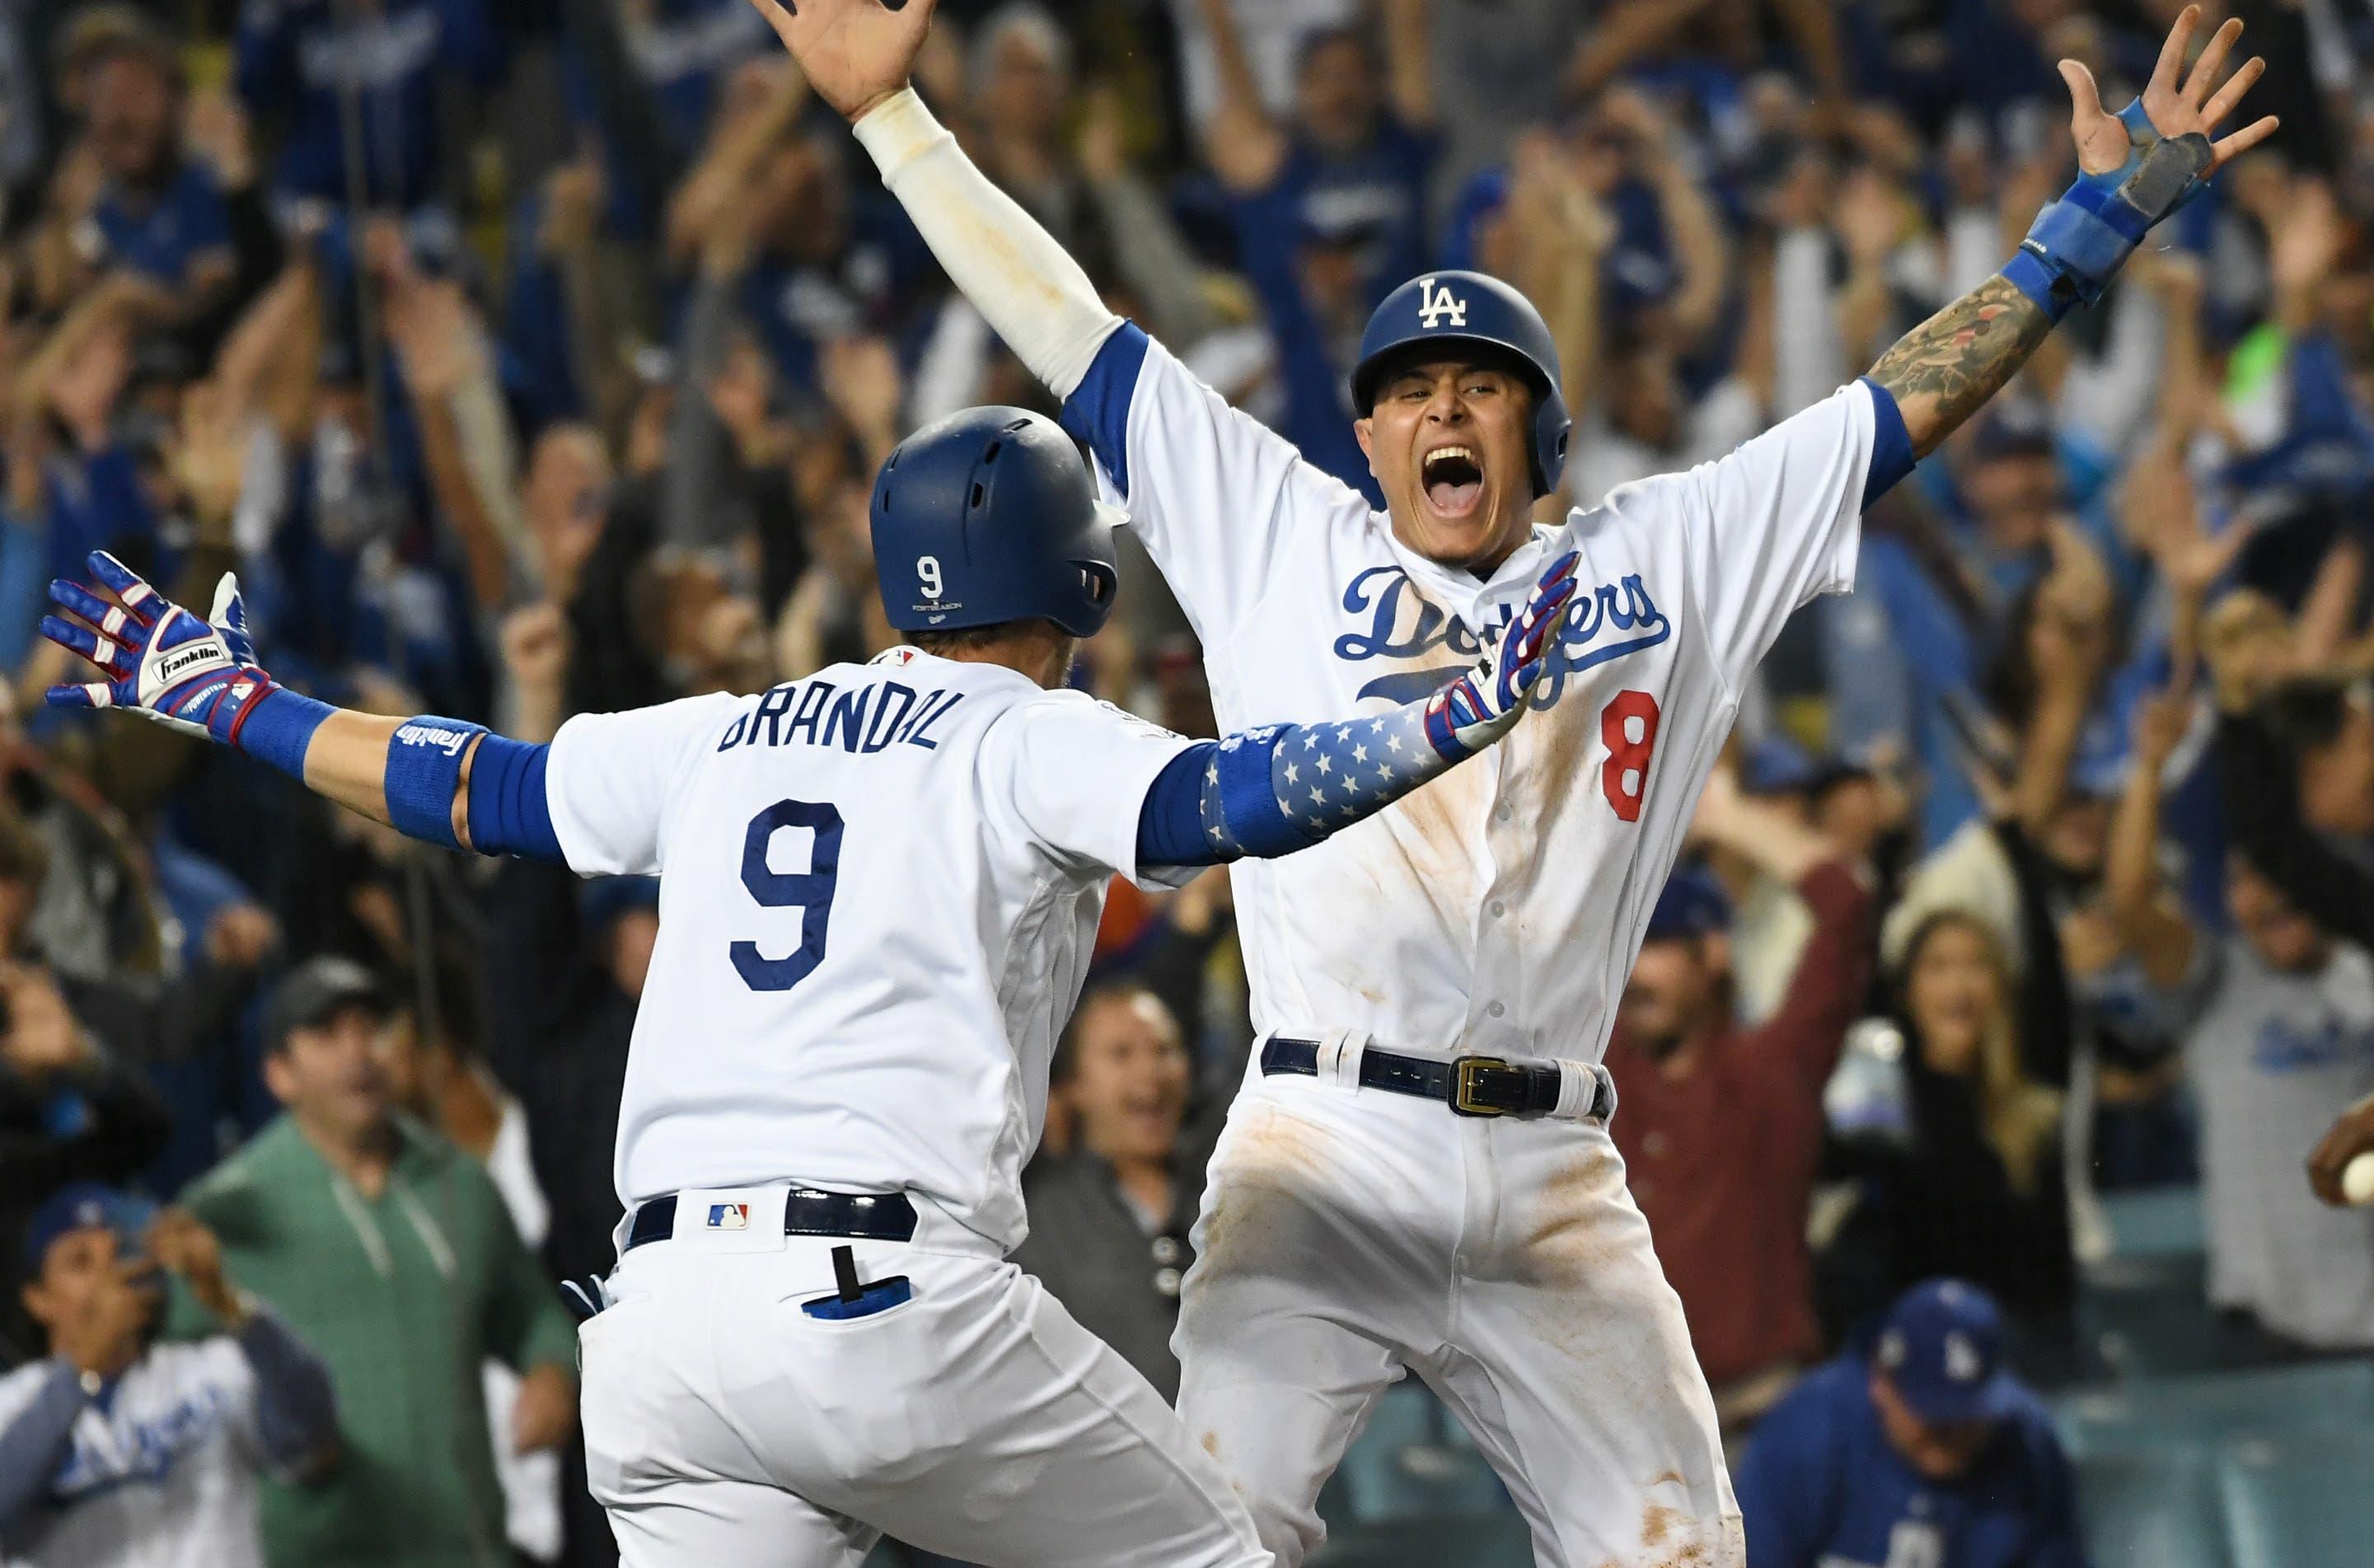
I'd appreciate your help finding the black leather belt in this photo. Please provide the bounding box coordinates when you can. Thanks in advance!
[625,1188,919,1251]
[1259,1037,1607,1120]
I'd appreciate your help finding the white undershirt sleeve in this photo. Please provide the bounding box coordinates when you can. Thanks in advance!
[852,88,1121,400]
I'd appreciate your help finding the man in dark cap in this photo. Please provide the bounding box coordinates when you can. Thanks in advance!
[1735,1279,2086,1568]
[178,957,578,1568]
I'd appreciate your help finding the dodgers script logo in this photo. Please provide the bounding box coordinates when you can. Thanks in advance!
[1332,565,1670,706]
[1415,276,1466,330]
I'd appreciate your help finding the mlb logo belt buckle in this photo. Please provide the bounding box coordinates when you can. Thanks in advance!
[1451,1055,1518,1117]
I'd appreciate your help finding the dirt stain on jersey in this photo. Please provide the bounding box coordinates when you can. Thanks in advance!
[1513,1143,1626,1288]
[1195,1105,1332,1277]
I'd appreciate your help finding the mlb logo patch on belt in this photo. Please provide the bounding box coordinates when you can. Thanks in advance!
[707,1203,751,1231]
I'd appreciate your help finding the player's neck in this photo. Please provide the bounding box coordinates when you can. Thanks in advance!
[1388,511,1534,582]
[925,626,1078,690]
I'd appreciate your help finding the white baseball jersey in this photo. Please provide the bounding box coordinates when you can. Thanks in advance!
[541,648,1196,1251]
[0,1341,266,1568]
[1065,325,1875,1065]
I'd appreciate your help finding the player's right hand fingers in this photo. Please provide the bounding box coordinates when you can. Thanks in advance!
[48,577,148,639]
[85,550,162,617]
[44,682,111,711]
[39,615,133,675]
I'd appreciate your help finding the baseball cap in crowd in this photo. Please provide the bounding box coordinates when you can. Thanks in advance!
[1644,865,1731,943]
[20,1182,155,1276]
[1968,400,2056,466]
[1873,1279,2020,1426]
[55,3,177,77]
[263,956,391,1051]
[1741,733,1819,798]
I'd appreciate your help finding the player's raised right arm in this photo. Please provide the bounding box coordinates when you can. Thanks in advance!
[746,0,1117,401]
[40,552,559,861]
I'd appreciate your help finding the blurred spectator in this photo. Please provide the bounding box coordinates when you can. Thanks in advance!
[1822,906,2074,1355]
[77,15,236,330]
[1735,1280,2086,1568]
[0,1186,337,1567]
[1611,765,1872,1438]
[179,957,578,1568]
[1196,0,1436,498]
[0,961,171,1348]
[1012,984,1211,1401]
[234,0,502,213]
[380,962,565,1563]
[2114,692,2374,1352]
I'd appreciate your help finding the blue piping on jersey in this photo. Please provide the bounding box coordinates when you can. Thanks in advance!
[1859,377,1915,510]
[1061,323,1150,498]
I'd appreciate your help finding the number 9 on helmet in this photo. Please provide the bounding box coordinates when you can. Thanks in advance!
[869,406,1121,639]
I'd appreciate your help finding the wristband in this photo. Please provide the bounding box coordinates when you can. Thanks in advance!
[229,687,335,779]
[384,717,488,851]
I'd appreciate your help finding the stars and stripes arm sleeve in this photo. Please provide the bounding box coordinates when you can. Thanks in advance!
[1135,702,1468,869]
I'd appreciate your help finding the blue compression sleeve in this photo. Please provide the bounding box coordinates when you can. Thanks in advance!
[463,734,563,862]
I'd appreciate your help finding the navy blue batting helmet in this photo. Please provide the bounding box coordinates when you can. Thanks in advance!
[870,407,1120,638]
[1351,270,1571,498]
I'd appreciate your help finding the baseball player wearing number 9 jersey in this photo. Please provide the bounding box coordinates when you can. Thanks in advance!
[38,404,1580,1566]
[755,0,2278,1561]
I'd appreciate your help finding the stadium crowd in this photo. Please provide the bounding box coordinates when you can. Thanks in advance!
[2,0,2372,1564]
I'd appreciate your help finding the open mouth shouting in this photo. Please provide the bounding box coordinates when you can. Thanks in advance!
[1422,443,1485,519]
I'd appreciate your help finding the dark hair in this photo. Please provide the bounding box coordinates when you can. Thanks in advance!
[2259,676,2362,758]
[1051,982,1173,1084]
[910,618,1072,658]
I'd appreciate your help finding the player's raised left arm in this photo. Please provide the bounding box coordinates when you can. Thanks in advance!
[1870,5,2273,457]
[40,552,558,860]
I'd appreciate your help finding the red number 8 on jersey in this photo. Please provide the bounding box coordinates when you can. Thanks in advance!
[1600,690,1661,823]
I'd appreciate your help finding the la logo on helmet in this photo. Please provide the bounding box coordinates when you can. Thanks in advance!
[1416,277,1467,330]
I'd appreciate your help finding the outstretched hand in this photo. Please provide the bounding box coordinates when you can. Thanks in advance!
[40,552,279,743]
[1424,550,1580,760]
[2060,4,2276,178]
[744,0,939,121]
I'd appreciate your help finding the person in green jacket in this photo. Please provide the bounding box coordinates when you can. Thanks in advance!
[181,957,578,1568]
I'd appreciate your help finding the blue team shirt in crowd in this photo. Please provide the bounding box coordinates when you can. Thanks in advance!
[1735,1359,2086,1568]
[1228,119,1439,503]
[92,162,232,286]
[235,0,501,208]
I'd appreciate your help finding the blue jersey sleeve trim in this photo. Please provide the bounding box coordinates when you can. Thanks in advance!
[464,733,564,862]
[1136,741,1221,868]
[1060,322,1150,498]
[1857,377,1916,510]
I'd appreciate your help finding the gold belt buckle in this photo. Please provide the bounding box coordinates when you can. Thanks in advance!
[1451,1055,1512,1117]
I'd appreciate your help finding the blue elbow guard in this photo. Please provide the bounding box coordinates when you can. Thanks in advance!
[383,717,487,851]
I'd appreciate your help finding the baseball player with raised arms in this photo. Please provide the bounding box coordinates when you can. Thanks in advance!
[751,2,2275,1561]
[37,405,1578,1565]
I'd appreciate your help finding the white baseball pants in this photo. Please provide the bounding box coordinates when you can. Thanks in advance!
[1174,1060,1744,1567]
[580,1189,1268,1568]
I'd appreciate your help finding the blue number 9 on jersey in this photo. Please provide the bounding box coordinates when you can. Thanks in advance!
[733,798,845,992]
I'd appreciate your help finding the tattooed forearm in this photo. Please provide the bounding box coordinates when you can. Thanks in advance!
[1867,274,2055,458]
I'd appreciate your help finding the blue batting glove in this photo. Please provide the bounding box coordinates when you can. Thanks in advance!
[1423,550,1580,761]
[41,551,282,745]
